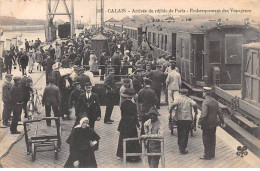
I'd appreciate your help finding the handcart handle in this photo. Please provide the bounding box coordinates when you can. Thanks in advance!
[23,119,42,124]
[41,117,59,120]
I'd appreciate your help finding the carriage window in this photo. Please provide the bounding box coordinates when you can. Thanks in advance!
[153,33,156,46]
[225,34,244,64]
[181,38,184,58]
[209,41,221,63]
[164,35,167,51]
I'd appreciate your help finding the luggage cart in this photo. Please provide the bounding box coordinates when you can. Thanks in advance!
[23,117,61,161]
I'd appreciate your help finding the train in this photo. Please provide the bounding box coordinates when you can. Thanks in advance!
[104,16,260,147]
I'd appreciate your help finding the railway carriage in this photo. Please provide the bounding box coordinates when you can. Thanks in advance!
[143,19,260,89]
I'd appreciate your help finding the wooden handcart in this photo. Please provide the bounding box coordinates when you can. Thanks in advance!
[23,117,61,161]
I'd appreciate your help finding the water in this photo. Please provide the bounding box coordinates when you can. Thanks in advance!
[0,29,83,51]
[0,29,45,50]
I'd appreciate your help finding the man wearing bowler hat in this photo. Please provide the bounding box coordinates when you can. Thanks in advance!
[77,82,101,129]
[104,68,116,124]
[142,107,163,168]
[169,88,198,154]
[198,87,224,160]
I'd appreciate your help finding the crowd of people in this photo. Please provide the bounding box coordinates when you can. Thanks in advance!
[1,27,225,168]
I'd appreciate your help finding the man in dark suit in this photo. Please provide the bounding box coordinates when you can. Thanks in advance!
[2,74,13,126]
[20,51,29,76]
[198,87,224,160]
[104,68,116,124]
[10,76,23,134]
[25,39,29,52]
[4,51,15,74]
[45,56,55,85]
[99,49,107,81]
[111,51,121,82]
[77,82,101,129]
[148,65,164,109]
[42,77,61,126]
[138,78,158,135]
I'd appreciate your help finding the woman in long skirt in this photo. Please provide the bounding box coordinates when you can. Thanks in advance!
[116,88,140,161]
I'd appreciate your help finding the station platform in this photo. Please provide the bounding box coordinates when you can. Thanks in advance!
[0,67,259,168]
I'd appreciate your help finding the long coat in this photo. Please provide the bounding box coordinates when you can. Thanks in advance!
[64,127,100,168]
[116,100,140,158]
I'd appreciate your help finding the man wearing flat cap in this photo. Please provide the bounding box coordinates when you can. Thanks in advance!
[104,68,116,124]
[77,82,101,129]
[198,87,224,160]
[10,76,23,134]
[142,107,163,168]
[138,78,158,135]
[169,88,198,154]
[2,74,13,126]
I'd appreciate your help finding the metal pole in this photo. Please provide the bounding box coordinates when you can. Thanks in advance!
[46,0,50,42]
[101,0,104,34]
[95,0,97,28]
[71,0,75,38]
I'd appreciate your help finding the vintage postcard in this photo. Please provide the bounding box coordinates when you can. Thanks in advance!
[0,0,259,168]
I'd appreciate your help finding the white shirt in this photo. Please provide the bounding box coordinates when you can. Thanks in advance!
[86,92,92,99]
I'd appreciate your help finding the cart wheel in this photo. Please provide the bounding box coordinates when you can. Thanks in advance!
[32,143,36,161]
[54,141,58,160]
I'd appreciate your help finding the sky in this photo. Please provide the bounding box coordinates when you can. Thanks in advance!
[0,0,259,24]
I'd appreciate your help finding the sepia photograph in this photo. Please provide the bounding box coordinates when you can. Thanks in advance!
[0,0,260,168]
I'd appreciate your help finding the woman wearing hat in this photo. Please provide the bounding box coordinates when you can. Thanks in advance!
[59,70,73,119]
[89,50,99,75]
[116,88,140,160]
[142,107,163,168]
[64,117,100,168]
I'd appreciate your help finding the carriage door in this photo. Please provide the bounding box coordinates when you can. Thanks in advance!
[194,35,204,81]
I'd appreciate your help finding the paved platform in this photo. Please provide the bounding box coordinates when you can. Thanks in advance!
[1,67,260,168]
